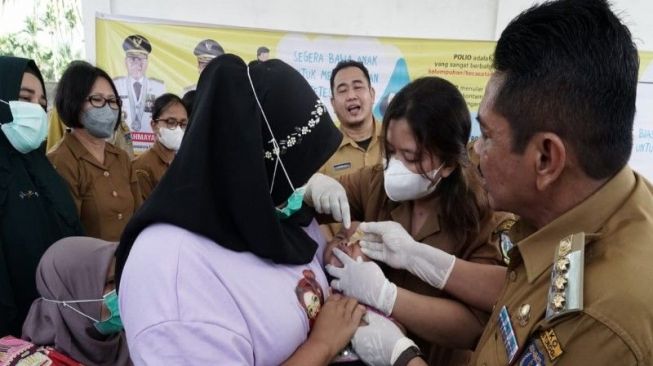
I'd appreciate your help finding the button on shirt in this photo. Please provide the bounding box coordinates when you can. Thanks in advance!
[471,167,653,365]
[48,133,142,241]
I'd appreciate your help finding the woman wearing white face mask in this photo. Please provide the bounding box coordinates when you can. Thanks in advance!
[48,61,142,242]
[132,93,188,201]
[304,77,515,366]
[0,56,84,337]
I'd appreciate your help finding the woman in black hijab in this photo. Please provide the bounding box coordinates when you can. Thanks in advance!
[0,56,84,336]
[115,55,365,364]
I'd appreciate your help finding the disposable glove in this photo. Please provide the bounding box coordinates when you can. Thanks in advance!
[359,221,456,290]
[352,311,418,366]
[326,248,397,315]
[303,173,351,228]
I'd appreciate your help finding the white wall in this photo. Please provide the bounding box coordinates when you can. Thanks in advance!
[82,0,653,64]
[495,0,653,44]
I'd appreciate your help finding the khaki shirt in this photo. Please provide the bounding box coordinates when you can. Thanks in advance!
[338,165,512,366]
[47,133,142,241]
[471,167,653,365]
[132,141,173,201]
[319,121,383,179]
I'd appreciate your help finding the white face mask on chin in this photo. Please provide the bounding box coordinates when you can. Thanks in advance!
[383,156,445,202]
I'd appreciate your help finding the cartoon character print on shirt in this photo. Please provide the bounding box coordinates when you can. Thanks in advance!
[295,269,324,328]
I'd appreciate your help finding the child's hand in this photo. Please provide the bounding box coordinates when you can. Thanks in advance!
[307,294,366,359]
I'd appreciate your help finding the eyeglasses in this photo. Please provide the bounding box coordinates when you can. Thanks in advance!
[87,95,121,110]
[155,117,188,130]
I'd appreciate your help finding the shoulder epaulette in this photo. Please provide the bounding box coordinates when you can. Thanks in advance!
[545,232,586,322]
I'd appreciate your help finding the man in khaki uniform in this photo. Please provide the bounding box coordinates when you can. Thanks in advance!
[319,60,382,240]
[320,60,381,179]
[469,0,653,364]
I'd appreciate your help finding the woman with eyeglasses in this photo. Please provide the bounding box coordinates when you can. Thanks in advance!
[48,61,142,242]
[132,93,188,201]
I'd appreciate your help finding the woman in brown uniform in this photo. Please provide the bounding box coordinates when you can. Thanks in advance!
[305,77,512,366]
[132,93,188,201]
[48,61,141,241]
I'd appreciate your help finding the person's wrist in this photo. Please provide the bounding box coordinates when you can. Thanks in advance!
[304,335,337,362]
[378,280,398,316]
[408,243,456,289]
[390,338,420,365]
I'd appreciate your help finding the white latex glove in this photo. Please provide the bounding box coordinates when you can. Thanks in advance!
[359,221,456,290]
[325,248,397,316]
[303,173,351,228]
[352,311,418,366]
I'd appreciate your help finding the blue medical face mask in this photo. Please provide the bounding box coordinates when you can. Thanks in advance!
[0,99,48,153]
[42,289,124,335]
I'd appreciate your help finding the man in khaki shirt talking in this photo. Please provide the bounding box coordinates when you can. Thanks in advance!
[320,60,382,179]
[469,0,653,364]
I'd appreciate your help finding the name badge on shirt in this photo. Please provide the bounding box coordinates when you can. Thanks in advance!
[333,162,352,171]
[498,305,519,363]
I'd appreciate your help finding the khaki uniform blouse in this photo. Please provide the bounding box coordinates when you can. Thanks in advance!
[47,133,142,241]
[338,164,512,366]
[471,167,653,366]
[132,141,173,201]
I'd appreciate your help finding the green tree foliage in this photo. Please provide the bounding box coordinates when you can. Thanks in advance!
[0,0,83,81]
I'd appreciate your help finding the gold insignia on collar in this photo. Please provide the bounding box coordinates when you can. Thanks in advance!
[539,329,564,361]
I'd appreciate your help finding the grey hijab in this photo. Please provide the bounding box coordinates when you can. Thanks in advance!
[21,237,132,366]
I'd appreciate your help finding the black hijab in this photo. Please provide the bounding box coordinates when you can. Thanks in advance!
[116,55,342,286]
[0,56,84,336]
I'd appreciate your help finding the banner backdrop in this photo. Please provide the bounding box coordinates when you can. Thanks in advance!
[96,14,652,180]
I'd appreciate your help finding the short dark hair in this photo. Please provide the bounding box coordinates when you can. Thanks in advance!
[329,60,371,93]
[56,61,121,130]
[152,93,186,120]
[382,77,489,245]
[493,0,638,179]
[257,46,270,56]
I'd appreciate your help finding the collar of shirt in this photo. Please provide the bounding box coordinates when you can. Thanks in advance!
[339,119,382,150]
[63,132,121,169]
[152,140,174,166]
[513,166,636,284]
